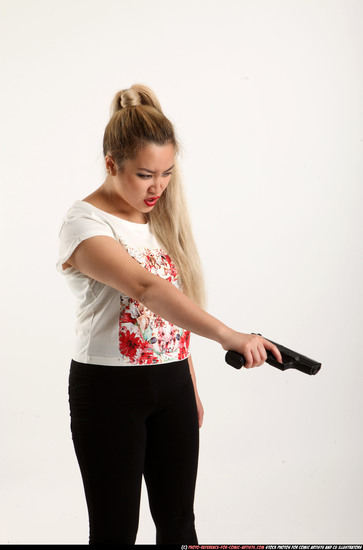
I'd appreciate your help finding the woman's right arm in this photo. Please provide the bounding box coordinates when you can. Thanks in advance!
[66,235,282,368]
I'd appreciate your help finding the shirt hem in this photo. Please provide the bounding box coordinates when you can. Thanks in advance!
[72,352,191,367]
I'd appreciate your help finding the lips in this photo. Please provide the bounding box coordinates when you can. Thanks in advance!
[144,196,160,206]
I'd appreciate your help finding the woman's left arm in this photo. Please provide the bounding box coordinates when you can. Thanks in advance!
[188,354,204,428]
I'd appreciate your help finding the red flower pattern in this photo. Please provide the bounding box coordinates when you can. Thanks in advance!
[117,244,190,365]
[119,330,143,361]
[119,311,137,324]
[178,330,190,360]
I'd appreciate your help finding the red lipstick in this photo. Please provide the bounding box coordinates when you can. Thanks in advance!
[144,196,160,206]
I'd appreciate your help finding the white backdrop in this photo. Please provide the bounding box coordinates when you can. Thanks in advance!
[1,0,362,544]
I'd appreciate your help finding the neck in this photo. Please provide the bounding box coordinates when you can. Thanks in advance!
[100,180,147,224]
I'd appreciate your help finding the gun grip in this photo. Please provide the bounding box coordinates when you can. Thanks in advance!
[225,350,246,369]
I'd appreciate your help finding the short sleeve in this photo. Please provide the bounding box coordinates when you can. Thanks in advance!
[55,208,116,274]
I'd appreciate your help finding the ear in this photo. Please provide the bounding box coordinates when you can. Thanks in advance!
[105,155,117,175]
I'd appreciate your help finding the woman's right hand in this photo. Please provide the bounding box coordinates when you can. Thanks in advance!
[219,329,283,369]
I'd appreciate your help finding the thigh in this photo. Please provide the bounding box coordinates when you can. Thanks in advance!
[69,361,150,544]
[143,375,199,544]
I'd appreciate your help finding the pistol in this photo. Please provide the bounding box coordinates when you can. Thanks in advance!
[225,334,321,375]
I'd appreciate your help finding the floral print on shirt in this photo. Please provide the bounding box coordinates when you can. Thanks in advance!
[117,237,190,365]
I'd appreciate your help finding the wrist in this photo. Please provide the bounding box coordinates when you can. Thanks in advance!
[216,323,234,348]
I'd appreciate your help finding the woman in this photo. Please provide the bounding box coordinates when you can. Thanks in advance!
[56,84,282,545]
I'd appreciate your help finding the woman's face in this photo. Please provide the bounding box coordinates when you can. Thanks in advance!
[105,142,175,223]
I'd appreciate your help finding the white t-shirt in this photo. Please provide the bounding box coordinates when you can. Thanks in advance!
[56,200,191,366]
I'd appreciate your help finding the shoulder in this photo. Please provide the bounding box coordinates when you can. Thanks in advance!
[81,189,108,211]
[58,197,116,239]
[81,188,121,218]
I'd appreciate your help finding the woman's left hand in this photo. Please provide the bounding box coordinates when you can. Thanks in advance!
[188,355,203,428]
[195,393,204,428]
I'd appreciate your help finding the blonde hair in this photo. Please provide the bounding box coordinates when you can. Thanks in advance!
[103,84,207,309]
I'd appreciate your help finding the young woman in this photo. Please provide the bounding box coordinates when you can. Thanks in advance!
[56,84,282,545]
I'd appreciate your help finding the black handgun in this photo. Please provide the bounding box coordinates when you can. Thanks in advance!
[225,334,321,375]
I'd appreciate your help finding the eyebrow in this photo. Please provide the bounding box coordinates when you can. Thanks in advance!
[136,164,174,173]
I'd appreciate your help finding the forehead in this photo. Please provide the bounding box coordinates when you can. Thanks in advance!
[131,142,175,168]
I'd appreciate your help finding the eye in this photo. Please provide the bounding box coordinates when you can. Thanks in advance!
[137,172,173,179]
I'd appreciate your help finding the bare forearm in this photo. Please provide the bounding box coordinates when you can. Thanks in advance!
[141,276,229,345]
[141,272,282,370]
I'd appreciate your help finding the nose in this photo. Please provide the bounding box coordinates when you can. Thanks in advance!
[148,175,166,195]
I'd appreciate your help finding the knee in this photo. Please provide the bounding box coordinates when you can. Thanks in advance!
[89,524,138,545]
[89,534,137,545]
[156,512,198,545]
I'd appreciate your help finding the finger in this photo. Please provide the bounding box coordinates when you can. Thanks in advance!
[263,339,283,363]
[244,349,253,369]
[251,347,263,368]
[259,344,268,364]
[254,349,263,367]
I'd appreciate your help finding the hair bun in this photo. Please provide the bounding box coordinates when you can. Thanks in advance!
[110,84,163,117]
[120,88,141,109]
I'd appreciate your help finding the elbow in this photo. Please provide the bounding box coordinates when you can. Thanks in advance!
[136,275,163,306]
[136,282,149,304]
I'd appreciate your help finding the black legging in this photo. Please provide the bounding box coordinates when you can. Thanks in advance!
[68,357,199,545]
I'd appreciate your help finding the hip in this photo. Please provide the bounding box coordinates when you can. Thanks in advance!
[68,357,194,419]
